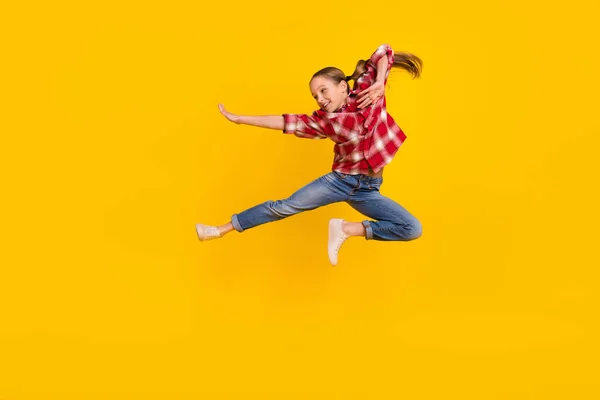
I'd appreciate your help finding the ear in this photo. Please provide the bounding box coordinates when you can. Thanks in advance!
[341,79,349,92]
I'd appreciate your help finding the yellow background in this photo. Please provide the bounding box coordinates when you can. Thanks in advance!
[1,0,599,398]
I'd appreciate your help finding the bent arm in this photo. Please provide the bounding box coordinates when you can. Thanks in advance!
[368,44,395,82]
[356,45,395,107]
[375,55,389,84]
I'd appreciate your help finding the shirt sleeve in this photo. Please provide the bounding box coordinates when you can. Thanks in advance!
[355,44,395,90]
[368,44,395,75]
[282,112,331,139]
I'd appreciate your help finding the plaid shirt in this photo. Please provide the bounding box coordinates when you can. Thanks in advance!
[282,44,407,175]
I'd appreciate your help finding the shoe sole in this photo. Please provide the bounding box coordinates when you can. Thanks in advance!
[328,219,342,266]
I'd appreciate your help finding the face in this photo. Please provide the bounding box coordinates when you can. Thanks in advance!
[309,76,348,112]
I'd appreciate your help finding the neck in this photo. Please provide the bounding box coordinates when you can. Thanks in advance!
[340,93,349,107]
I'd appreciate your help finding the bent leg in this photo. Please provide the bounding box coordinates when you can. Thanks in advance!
[347,192,422,241]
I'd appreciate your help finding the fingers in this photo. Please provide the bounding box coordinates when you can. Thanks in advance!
[218,104,232,121]
[357,86,384,108]
[356,88,370,99]
[358,85,383,98]
[218,103,240,123]
[357,94,381,109]
[219,104,232,118]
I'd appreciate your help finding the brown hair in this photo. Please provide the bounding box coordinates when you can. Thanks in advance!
[311,50,423,92]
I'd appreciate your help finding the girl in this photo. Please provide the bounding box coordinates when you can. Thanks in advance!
[196,44,423,266]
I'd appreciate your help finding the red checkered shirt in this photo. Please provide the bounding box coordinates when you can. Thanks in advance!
[282,44,407,174]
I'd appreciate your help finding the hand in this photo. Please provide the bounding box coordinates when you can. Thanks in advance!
[356,81,385,109]
[218,104,240,124]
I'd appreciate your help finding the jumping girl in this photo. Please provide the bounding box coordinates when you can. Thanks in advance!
[196,44,423,266]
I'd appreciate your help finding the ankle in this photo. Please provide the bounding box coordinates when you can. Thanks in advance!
[218,222,234,236]
[342,221,365,237]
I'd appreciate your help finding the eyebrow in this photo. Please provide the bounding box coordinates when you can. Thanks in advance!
[312,85,326,98]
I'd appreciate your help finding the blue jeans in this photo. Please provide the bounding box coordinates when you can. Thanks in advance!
[231,171,422,241]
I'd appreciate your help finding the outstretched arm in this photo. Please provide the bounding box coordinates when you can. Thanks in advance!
[218,104,284,130]
[218,104,329,140]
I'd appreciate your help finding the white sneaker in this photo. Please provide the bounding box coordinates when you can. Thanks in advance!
[196,224,221,241]
[328,218,349,266]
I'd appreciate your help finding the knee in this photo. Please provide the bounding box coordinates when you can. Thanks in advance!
[406,219,422,240]
[268,198,300,217]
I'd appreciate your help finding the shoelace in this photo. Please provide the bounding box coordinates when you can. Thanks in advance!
[205,226,220,238]
[334,235,348,254]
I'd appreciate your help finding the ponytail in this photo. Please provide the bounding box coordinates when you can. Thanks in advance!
[346,51,423,81]
[392,52,423,79]
[346,60,368,82]
[310,49,423,91]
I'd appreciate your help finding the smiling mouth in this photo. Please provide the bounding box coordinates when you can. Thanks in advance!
[322,102,330,108]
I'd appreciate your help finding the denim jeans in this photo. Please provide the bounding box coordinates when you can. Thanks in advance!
[231,171,422,241]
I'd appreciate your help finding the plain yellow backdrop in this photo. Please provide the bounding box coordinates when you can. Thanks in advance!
[1,0,599,398]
